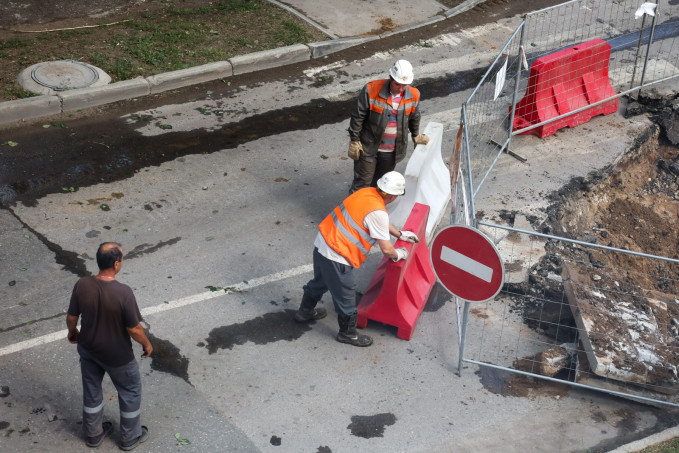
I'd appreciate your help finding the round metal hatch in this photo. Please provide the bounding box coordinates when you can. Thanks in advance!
[30,60,100,91]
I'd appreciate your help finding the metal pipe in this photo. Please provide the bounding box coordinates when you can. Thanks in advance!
[465,23,525,105]
[630,14,647,91]
[462,105,477,225]
[510,88,634,136]
[508,17,528,142]
[477,220,679,264]
[638,0,660,91]
[457,301,471,376]
[462,359,679,408]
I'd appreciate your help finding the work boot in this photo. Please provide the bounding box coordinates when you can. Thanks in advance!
[336,313,373,347]
[294,293,327,323]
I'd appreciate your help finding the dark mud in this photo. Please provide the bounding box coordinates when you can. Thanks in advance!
[204,309,312,354]
[0,0,570,207]
[0,68,485,208]
[347,413,396,438]
[146,331,191,385]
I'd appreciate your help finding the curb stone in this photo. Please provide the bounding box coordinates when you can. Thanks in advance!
[606,425,679,452]
[0,0,484,127]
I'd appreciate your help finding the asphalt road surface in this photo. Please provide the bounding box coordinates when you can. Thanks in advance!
[2,1,678,452]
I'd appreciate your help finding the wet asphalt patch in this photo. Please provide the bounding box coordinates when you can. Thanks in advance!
[146,331,191,385]
[125,237,182,259]
[347,413,397,438]
[203,309,311,354]
[0,69,485,208]
[423,282,452,312]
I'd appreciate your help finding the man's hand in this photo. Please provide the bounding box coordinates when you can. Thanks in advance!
[413,134,430,146]
[348,141,363,160]
[399,230,419,243]
[392,247,409,262]
[67,328,79,344]
[141,345,153,358]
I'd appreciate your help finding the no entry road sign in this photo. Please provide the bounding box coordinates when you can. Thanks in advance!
[430,225,504,302]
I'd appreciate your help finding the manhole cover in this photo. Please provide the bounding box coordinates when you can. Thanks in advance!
[30,60,99,91]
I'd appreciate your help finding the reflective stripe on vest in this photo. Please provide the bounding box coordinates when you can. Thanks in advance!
[318,188,387,268]
[367,80,420,116]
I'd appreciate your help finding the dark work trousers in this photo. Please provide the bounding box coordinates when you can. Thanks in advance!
[350,151,396,193]
[78,344,142,444]
[303,247,357,317]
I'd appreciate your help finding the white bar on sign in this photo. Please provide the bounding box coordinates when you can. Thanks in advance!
[440,246,493,283]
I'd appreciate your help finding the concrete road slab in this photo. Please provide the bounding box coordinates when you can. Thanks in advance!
[279,0,449,38]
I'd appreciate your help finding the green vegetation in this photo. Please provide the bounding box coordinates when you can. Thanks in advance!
[640,437,679,453]
[0,0,325,101]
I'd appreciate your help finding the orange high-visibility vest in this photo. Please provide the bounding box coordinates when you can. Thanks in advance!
[318,188,387,268]
[366,79,420,117]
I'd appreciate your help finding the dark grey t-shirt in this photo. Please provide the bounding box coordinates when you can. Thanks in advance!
[68,276,142,367]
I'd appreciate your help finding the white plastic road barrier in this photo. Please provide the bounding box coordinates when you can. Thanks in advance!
[388,121,451,242]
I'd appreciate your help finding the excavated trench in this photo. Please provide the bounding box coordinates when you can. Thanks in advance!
[503,89,679,400]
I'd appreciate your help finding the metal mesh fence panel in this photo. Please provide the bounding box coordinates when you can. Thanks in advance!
[458,0,679,205]
[464,223,679,407]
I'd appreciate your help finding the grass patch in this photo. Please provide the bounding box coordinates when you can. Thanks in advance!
[639,437,679,453]
[0,0,325,101]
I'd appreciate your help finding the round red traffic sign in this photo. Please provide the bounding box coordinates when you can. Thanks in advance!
[430,225,504,302]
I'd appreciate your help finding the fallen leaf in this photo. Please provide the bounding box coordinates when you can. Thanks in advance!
[175,433,190,445]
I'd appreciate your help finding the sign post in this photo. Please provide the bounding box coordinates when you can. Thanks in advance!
[430,225,504,376]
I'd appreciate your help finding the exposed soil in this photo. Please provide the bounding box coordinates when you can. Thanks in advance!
[504,90,679,394]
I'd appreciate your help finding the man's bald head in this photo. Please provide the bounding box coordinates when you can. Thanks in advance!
[96,242,123,270]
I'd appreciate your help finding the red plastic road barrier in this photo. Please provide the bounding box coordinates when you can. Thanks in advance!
[357,203,436,341]
[512,38,618,138]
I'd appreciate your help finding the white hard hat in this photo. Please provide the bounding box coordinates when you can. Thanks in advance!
[377,171,406,196]
[389,59,414,85]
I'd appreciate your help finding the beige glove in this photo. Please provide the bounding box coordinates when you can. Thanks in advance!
[413,134,430,146]
[392,247,409,262]
[348,141,363,160]
[399,230,419,243]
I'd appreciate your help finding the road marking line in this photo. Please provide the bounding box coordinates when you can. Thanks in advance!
[0,263,314,357]
[441,245,493,283]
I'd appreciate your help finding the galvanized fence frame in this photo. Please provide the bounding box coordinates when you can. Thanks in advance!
[464,223,679,407]
[453,0,679,407]
[455,0,679,206]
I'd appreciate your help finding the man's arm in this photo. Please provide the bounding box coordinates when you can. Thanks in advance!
[376,225,403,260]
[66,314,79,344]
[127,323,153,358]
[377,238,398,260]
[348,84,370,142]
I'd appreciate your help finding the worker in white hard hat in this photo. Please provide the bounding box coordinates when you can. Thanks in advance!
[295,171,420,347]
[347,59,429,193]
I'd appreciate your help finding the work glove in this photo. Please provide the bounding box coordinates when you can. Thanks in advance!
[348,141,363,160]
[413,134,430,146]
[399,230,419,243]
[392,247,409,262]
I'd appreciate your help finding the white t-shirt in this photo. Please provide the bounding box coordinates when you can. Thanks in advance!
[315,209,390,266]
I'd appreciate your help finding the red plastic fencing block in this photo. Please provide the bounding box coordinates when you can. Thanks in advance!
[356,203,436,341]
[512,38,619,138]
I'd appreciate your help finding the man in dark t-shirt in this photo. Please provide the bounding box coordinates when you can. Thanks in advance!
[66,242,153,450]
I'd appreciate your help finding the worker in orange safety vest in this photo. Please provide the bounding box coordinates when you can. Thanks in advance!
[295,171,420,347]
[347,59,430,193]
